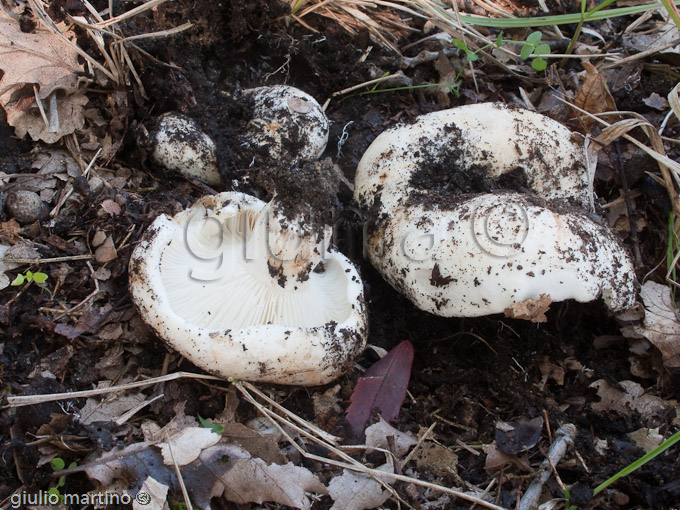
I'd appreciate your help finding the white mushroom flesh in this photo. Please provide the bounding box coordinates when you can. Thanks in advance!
[129,192,367,385]
[355,102,636,317]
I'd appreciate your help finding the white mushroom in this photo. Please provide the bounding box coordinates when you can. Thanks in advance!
[241,85,329,166]
[151,113,221,186]
[354,102,636,317]
[129,191,367,386]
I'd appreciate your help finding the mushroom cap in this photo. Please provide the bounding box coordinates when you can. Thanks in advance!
[242,85,329,166]
[355,102,591,215]
[355,103,636,317]
[366,192,635,316]
[129,192,367,385]
[151,113,221,186]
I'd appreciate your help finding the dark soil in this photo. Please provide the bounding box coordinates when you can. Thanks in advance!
[1,1,679,509]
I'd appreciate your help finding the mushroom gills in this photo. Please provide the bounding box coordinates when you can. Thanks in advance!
[159,197,352,329]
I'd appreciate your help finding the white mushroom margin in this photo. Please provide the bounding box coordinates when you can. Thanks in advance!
[354,103,636,317]
[129,192,367,385]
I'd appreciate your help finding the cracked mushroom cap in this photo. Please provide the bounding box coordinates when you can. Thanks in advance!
[129,192,367,385]
[241,85,329,166]
[354,103,636,317]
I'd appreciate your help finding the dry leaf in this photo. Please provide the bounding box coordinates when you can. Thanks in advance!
[627,427,664,453]
[573,62,617,132]
[328,464,393,510]
[3,89,88,143]
[623,22,680,58]
[82,440,327,510]
[365,417,417,458]
[504,293,551,323]
[483,441,532,472]
[221,422,286,464]
[537,355,565,386]
[79,390,147,425]
[0,219,22,244]
[95,236,118,263]
[135,476,168,510]
[0,11,88,142]
[217,455,327,509]
[412,442,459,477]
[0,243,15,290]
[346,340,414,439]
[101,199,122,217]
[0,11,83,97]
[495,416,543,455]
[313,384,343,423]
[643,92,669,111]
[632,281,680,368]
[158,427,221,466]
[590,379,676,418]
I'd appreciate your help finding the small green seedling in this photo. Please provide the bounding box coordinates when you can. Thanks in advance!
[11,270,48,286]
[198,414,224,435]
[521,31,550,71]
[562,488,577,510]
[48,457,77,501]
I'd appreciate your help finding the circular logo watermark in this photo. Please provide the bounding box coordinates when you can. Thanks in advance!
[135,491,151,505]
[472,197,530,258]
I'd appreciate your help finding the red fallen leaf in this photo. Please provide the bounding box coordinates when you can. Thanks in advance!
[346,341,414,440]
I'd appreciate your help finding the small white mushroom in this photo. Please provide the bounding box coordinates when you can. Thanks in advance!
[151,113,221,186]
[354,102,636,317]
[129,191,367,385]
[241,85,329,166]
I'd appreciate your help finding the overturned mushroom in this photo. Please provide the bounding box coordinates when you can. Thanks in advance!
[130,164,366,385]
[354,102,635,317]
[241,85,329,166]
[151,113,221,186]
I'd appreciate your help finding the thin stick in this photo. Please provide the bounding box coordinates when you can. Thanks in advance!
[94,0,170,27]
[517,424,576,510]
[401,422,436,469]
[237,382,504,510]
[332,73,403,96]
[165,432,194,510]
[0,255,93,264]
[6,372,224,407]
[32,85,50,130]
[240,381,341,444]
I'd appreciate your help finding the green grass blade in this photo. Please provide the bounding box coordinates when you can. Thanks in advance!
[449,1,680,27]
[593,429,680,495]
[585,0,618,18]
[660,0,680,29]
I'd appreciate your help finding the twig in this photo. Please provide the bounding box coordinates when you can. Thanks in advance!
[401,422,436,469]
[50,148,103,218]
[236,381,506,510]
[240,381,341,444]
[165,432,194,510]
[5,371,224,407]
[332,71,411,96]
[517,424,576,510]
[0,255,93,264]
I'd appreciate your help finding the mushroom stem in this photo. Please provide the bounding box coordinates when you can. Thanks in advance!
[247,195,331,290]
